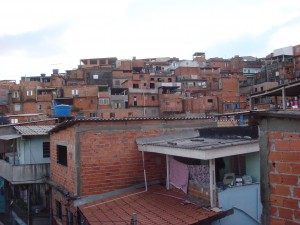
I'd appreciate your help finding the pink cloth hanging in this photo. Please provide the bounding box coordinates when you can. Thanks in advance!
[170,157,189,193]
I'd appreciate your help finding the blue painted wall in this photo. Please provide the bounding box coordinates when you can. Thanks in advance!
[0,178,5,213]
[246,152,260,182]
[212,184,262,225]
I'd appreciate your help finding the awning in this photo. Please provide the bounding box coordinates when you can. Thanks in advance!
[0,134,21,140]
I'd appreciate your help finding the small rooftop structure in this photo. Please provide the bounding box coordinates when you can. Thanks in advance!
[193,52,205,57]
[137,126,258,160]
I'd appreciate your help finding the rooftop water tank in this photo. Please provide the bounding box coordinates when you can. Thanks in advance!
[54,105,71,116]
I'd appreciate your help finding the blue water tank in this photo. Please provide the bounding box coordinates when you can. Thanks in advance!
[53,69,59,74]
[54,105,71,116]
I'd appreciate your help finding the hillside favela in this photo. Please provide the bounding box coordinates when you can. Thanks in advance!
[0,44,300,225]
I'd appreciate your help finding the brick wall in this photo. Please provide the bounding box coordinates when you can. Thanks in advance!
[79,129,166,196]
[159,95,183,113]
[50,119,216,198]
[73,96,98,111]
[268,130,300,224]
[183,97,217,114]
[175,67,200,76]
[51,127,77,194]
[63,85,98,98]
[50,74,65,87]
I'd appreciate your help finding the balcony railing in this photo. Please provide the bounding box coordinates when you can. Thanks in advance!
[128,88,158,94]
[0,160,49,184]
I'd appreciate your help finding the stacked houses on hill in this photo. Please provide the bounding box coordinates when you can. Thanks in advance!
[0,45,300,225]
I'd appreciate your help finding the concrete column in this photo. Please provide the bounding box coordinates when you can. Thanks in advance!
[209,159,216,207]
[249,97,253,110]
[282,87,286,110]
[166,155,170,190]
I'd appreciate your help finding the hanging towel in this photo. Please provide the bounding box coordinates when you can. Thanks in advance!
[170,157,189,193]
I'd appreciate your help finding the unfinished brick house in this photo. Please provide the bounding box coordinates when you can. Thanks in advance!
[294,44,300,79]
[48,117,218,224]
[0,80,15,114]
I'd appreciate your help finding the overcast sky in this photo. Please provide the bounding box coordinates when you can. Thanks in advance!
[1,0,300,81]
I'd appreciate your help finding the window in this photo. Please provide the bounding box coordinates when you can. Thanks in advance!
[151,96,155,101]
[93,74,99,79]
[13,92,19,98]
[168,78,172,82]
[72,89,78,95]
[99,87,109,92]
[11,118,18,124]
[37,104,42,110]
[144,83,146,87]
[133,84,139,89]
[26,90,33,96]
[234,103,239,110]
[43,142,50,158]
[208,99,213,103]
[14,104,21,112]
[115,103,121,109]
[57,145,67,166]
[90,112,96,117]
[99,98,109,105]
[260,87,263,91]
[56,200,62,220]
[110,112,115,118]
[133,96,137,106]
[150,83,155,89]
[225,104,232,110]
[198,81,207,87]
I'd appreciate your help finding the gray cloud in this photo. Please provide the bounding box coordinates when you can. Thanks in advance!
[0,23,69,57]
[207,15,300,59]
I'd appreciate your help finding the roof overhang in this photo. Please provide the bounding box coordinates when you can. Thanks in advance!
[0,134,21,140]
[138,141,259,160]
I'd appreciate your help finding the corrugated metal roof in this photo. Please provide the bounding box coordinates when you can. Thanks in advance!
[14,125,55,136]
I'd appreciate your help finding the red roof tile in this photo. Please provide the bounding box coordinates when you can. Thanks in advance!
[79,185,223,225]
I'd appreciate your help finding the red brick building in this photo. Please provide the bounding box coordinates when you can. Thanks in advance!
[49,117,216,224]
[294,45,300,79]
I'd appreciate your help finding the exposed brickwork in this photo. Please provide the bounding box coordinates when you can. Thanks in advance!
[79,129,166,196]
[51,127,77,194]
[50,118,216,222]
[183,97,217,114]
[268,130,300,224]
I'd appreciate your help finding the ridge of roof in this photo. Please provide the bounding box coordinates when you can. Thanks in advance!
[49,116,215,133]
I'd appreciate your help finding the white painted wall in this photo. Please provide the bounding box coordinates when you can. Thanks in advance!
[18,136,50,165]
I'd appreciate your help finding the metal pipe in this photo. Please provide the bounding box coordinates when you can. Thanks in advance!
[142,151,148,191]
